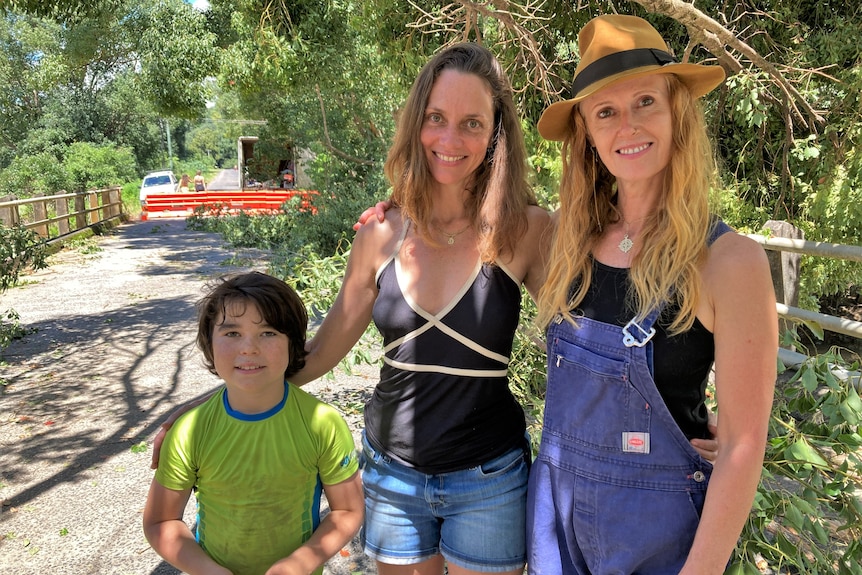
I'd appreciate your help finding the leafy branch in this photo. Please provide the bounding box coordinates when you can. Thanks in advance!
[635,0,825,132]
[313,84,377,166]
[406,0,568,102]
[0,224,47,293]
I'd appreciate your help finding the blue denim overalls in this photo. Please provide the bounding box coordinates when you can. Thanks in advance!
[526,222,731,574]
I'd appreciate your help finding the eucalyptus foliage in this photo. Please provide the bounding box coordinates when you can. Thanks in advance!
[0,223,46,293]
[730,342,862,574]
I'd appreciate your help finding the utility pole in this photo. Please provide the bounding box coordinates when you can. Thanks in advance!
[165,119,174,172]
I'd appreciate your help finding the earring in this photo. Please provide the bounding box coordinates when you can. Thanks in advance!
[486,116,503,165]
[591,147,602,232]
[485,146,495,165]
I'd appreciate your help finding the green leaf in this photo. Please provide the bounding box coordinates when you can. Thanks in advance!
[844,385,862,414]
[786,437,830,467]
[799,366,820,393]
[784,501,805,530]
[801,319,825,341]
[724,563,761,575]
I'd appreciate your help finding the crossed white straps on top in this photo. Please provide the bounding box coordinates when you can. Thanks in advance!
[375,220,513,378]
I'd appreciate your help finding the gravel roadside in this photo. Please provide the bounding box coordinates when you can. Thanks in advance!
[0,218,378,575]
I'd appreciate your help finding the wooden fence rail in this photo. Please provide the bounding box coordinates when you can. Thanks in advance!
[747,220,862,378]
[0,187,124,243]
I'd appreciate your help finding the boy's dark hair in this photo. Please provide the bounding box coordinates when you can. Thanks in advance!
[196,272,308,379]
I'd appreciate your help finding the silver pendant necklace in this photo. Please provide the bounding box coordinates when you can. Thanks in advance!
[618,232,634,254]
[435,222,471,245]
[618,215,647,254]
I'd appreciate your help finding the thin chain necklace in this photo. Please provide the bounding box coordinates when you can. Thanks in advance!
[434,222,472,245]
[618,215,647,254]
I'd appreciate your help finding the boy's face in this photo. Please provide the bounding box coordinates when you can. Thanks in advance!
[212,300,290,396]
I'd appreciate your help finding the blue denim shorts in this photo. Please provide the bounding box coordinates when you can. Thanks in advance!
[359,433,528,572]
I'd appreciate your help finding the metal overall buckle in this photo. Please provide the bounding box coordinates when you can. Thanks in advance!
[621,319,656,348]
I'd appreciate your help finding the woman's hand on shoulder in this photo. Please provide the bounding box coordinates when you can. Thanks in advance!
[352,200,392,231]
[351,205,401,260]
[149,394,211,469]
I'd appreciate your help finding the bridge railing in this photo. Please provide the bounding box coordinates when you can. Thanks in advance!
[746,220,862,373]
[140,188,319,220]
[0,187,124,244]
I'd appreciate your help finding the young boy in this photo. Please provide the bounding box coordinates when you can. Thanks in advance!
[143,272,363,575]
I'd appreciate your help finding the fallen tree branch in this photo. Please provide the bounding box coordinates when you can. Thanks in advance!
[313,84,376,166]
[634,0,825,131]
[407,0,567,103]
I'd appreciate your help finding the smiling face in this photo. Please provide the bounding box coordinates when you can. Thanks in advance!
[420,69,495,192]
[211,299,290,410]
[580,74,674,193]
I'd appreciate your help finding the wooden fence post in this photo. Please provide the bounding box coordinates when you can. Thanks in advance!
[56,195,70,235]
[101,190,111,220]
[0,195,19,226]
[74,193,87,230]
[765,220,803,343]
[32,195,49,237]
[109,187,122,218]
[88,192,99,224]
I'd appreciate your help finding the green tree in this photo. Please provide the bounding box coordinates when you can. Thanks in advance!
[63,142,137,191]
[137,1,220,117]
[0,1,232,195]
[0,151,69,197]
[0,14,64,152]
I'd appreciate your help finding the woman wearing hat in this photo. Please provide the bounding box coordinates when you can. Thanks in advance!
[528,14,777,574]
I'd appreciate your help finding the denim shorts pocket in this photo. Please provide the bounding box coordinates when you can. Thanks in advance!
[361,431,389,465]
[477,446,525,477]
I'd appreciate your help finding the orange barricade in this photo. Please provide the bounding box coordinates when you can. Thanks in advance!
[141,189,319,220]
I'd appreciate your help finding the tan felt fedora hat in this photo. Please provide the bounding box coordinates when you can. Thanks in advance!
[538,14,726,141]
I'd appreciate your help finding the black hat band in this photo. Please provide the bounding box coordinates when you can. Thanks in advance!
[571,48,677,97]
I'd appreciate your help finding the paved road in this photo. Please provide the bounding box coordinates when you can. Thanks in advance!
[0,218,377,575]
[208,168,240,190]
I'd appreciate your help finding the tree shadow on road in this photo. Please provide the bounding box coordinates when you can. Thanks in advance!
[0,292,221,511]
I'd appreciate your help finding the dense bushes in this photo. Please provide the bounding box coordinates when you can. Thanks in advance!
[0,224,47,356]
[0,142,138,199]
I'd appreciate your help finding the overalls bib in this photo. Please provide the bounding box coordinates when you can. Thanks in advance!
[527,307,713,574]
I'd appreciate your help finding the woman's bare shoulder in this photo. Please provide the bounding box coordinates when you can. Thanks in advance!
[702,231,773,311]
[524,204,552,237]
[352,207,403,263]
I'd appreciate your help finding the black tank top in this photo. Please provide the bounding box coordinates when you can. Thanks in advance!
[578,260,714,439]
[366,224,525,473]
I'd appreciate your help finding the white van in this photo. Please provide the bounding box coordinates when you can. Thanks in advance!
[139,171,178,206]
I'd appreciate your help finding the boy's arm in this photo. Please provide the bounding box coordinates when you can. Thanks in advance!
[264,472,364,575]
[143,478,232,575]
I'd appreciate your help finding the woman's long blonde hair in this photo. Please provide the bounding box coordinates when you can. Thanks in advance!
[537,74,718,333]
[384,42,536,263]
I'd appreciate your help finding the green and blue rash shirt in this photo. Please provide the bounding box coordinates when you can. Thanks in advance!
[155,381,359,575]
